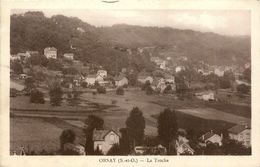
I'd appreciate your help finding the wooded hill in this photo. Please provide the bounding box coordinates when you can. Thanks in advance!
[11,11,250,73]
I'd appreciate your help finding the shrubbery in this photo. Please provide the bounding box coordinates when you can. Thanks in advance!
[30,89,45,104]
[97,86,106,94]
[146,85,153,95]
[116,87,124,95]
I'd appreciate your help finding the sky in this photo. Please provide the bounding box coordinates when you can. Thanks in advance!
[12,9,251,36]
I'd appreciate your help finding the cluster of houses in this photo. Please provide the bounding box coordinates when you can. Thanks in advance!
[11,47,75,61]
[87,123,251,155]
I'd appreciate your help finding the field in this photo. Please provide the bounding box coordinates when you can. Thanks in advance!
[10,116,85,154]
[10,89,251,153]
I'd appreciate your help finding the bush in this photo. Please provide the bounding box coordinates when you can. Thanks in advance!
[30,89,45,104]
[97,86,106,94]
[49,82,63,106]
[146,85,153,95]
[237,84,250,94]
[116,87,124,95]
[163,85,172,94]
[142,80,151,91]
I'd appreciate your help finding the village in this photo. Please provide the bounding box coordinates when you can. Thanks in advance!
[10,44,251,156]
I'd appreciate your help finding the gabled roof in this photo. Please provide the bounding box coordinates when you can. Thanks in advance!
[199,131,217,141]
[228,124,250,134]
[93,129,119,141]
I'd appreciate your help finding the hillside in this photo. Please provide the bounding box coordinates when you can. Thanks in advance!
[11,11,251,72]
[98,24,250,65]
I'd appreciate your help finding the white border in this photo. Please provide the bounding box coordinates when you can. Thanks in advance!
[1,0,260,167]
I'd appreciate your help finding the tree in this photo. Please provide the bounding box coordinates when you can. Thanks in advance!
[119,128,131,155]
[60,129,76,150]
[237,84,250,94]
[116,87,124,95]
[62,67,78,75]
[67,90,81,106]
[157,108,178,151]
[163,85,172,94]
[49,82,63,106]
[47,58,63,71]
[59,129,77,155]
[10,60,23,74]
[27,54,48,66]
[97,86,106,94]
[24,77,35,91]
[30,89,45,104]
[84,115,104,154]
[125,107,145,147]
[243,68,251,83]
[146,85,153,95]
[141,80,151,91]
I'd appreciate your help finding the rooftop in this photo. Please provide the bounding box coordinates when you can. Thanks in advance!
[93,129,119,141]
[228,124,250,134]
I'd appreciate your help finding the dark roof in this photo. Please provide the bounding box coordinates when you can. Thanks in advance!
[228,124,250,134]
[93,129,119,141]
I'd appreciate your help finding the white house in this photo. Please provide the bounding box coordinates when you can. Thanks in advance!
[175,135,195,155]
[114,75,128,87]
[228,124,251,148]
[64,53,74,60]
[44,47,57,59]
[175,66,185,73]
[17,52,30,60]
[214,68,225,77]
[93,129,120,155]
[195,91,215,101]
[10,54,21,61]
[137,75,153,84]
[97,70,107,78]
[199,131,223,146]
[85,74,96,86]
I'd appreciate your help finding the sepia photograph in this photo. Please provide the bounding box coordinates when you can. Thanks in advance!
[8,8,253,156]
[8,8,254,157]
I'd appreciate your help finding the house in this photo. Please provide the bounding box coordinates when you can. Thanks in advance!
[137,75,153,84]
[114,75,128,87]
[19,74,28,79]
[63,53,74,60]
[10,54,21,61]
[85,74,97,86]
[214,68,225,77]
[17,52,30,60]
[93,129,120,155]
[175,135,195,155]
[199,131,223,146]
[97,70,107,78]
[44,47,57,59]
[228,124,251,148]
[175,66,185,73]
[195,91,215,101]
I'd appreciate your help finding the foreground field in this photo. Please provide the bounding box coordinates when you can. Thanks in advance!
[10,89,251,153]
[10,116,85,154]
